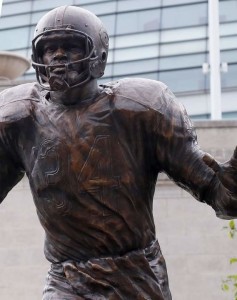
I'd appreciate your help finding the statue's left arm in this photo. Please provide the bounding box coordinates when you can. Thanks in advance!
[155,86,237,220]
[202,149,237,219]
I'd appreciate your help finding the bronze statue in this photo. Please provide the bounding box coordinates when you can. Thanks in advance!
[0,5,237,300]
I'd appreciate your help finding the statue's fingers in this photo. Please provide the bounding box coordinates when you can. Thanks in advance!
[233,146,237,159]
[203,153,221,173]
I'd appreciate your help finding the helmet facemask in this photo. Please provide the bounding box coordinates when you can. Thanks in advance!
[32,27,97,91]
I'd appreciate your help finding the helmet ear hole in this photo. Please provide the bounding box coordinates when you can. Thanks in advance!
[101,51,107,62]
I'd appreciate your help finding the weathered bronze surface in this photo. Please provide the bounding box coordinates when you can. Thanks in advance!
[1,5,237,300]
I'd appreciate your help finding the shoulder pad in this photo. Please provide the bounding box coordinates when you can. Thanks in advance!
[0,82,44,123]
[102,78,174,112]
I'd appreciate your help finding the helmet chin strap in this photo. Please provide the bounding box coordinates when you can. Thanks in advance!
[36,61,92,91]
[48,76,70,91]
[47,68,90,91]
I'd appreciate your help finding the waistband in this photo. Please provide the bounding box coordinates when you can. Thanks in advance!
[48,239,171,300]
[50,239,160,273]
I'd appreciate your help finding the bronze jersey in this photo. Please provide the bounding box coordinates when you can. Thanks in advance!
[0,78,217,263]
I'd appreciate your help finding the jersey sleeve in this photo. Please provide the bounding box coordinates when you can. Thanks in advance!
[155,87,217,206]
[0,82,41,203]
[0,124,25,203]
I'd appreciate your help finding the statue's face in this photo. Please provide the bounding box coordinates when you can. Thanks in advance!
[41,33,86,86]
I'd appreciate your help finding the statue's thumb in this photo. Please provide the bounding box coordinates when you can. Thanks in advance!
[203,153,221,173]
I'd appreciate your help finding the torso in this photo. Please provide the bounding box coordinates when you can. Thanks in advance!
[0,79,167,262]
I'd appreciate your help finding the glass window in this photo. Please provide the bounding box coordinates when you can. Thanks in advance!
[81,2,117,15]
[161,26,206,43]
[116,9,161,35]
[160,40,207,56]
[161,3,208,29]
[106,50,114,64]
[221,50,237,64]
[31,11,48,24]
[220,0,237,22]
[99,15,116,36]
[114,45,159,62]
[191,114,209,120]
[9,47,32,60]
[220,22,237,36]
[115,32,159,49]
[164,0,205,5]
[0,27,29,50]
[118,0,161,12]
[223,112,237,119]
[159,68,207,93]
[112,72,158,82]
[98,76,113,85]
[108,37,115,50]
[0,14,31,29]
[8,49,28,58]
[159,53,207,70]
[33,0,72,11]
[2,1,32,16]
[113,58,159,76]
[29,25,36,43]
[220,36,237,51]
[75,0,112,4]
[3,0,28,2]
[103,64,112,77]
[26,47,33,59]
[221,64,237,88]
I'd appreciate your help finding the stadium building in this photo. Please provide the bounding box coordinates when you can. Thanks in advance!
[0,0,237,118]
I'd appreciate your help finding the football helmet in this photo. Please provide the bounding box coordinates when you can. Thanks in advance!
[32,5,109,91]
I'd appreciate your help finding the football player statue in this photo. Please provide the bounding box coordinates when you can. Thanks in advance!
[0,5,237,300]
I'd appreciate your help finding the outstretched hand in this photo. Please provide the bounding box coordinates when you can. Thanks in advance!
[203,147,237,194]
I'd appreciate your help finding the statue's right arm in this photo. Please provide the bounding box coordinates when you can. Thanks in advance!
[0,128,25,204]
[0,84,39,203]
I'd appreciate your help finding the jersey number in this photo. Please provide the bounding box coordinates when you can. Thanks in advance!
[78,135,120,215]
